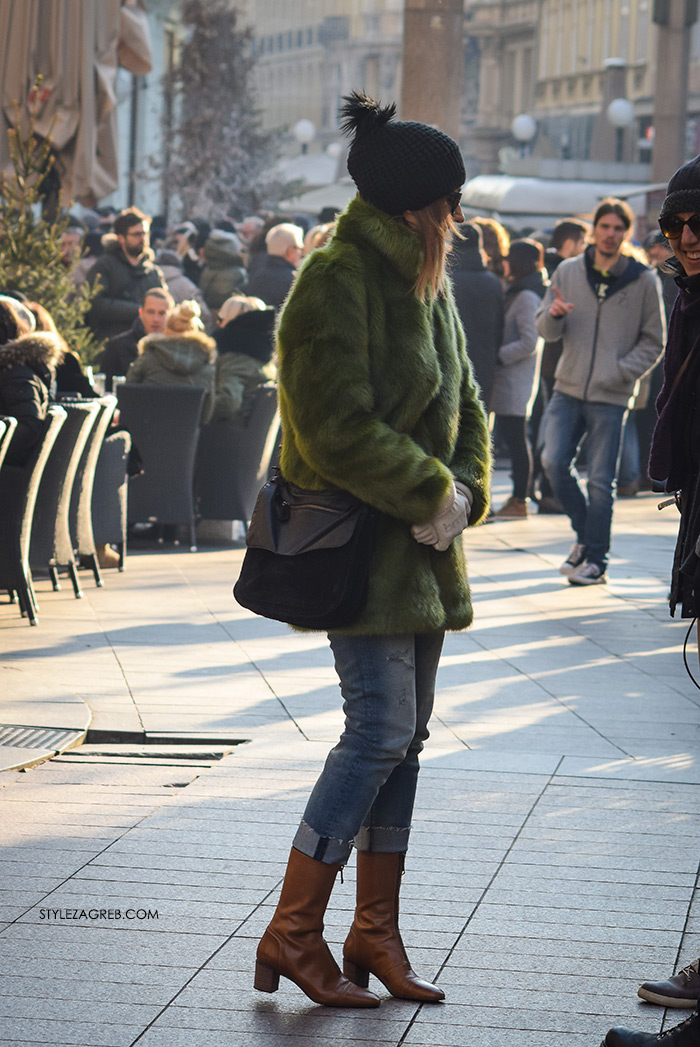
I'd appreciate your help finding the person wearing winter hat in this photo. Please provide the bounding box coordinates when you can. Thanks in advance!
[597,157,700,1047]
[252,91,490,1010]
[198,229,247,312]
[125,300,217,423]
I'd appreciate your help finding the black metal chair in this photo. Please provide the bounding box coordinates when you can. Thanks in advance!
[117,383,206,551]
[29,401,100,599]
[0,406,67,624]
[67,396,118,586]
[0,416,18,471]
[92,429,131,571]
[196,383,279,527]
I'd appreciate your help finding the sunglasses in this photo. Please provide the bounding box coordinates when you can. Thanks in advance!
[659,214,700,240]
[445,190,462,216]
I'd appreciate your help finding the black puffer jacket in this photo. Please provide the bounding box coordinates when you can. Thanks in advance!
[86,237,165,341]
[0,332,64,466]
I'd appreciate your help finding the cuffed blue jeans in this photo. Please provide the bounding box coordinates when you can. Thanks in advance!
[292,631,444,865]
[541,390,627,570]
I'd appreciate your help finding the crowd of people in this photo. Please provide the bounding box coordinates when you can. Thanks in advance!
[0,175,682,593]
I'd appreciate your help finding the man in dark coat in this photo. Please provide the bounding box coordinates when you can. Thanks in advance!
[246,223,304,309]
[86,208,167,342]
[450,223,504,406]
[97,287,174,391]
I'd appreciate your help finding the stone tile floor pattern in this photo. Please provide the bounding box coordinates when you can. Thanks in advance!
[1,472,700,1046]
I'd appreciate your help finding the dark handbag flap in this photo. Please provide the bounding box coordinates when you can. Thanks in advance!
[246,476,367,555]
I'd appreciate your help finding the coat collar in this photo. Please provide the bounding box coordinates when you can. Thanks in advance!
[333,196,422,283]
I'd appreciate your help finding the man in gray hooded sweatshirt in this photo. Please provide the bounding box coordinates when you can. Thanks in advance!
[536,197,665,585]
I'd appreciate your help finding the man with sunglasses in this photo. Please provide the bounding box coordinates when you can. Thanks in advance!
[536,198,665,586]
[598,160,700,1047]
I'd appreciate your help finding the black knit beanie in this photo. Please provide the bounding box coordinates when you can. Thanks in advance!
[340,91,466,216]
[659,154,700,220]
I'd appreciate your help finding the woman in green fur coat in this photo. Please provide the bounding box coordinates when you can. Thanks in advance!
[254,92,491,1010]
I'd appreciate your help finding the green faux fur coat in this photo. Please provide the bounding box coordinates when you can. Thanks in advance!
[277,196,491,635]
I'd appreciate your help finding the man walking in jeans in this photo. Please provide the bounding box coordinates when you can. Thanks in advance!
[536,198,665,585]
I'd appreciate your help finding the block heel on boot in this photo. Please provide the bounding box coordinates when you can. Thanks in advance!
[343,958,370,988]
[344,851,445,1003]
[253,960,280,993]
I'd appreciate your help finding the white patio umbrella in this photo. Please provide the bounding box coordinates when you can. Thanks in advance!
[0,0,152,206]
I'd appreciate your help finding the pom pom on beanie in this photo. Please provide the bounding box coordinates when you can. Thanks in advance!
[340,90,465,216]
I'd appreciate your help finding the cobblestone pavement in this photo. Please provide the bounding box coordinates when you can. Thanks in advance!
[1,473,699,1047]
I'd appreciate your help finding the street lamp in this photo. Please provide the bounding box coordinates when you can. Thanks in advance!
[606,97,635,162]
[293,118,316,155]
[511,113,537,156]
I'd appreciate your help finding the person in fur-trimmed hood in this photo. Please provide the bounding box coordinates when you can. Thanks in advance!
[0,325,65,466]
[126,300,216,423]
[252,91,491,1014]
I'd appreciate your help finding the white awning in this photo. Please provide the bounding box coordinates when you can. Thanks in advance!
[461,174,655,229]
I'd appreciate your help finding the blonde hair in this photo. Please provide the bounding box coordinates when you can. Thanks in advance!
[218,295,267,325]
[405,199,462,302]
[164,299,203,335]
[303,222,335,255]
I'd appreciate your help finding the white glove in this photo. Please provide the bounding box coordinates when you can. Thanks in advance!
[411,481,472,552]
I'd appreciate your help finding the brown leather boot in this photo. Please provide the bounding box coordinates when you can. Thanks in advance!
[343,851,445,1002]
[254,847,380,1007]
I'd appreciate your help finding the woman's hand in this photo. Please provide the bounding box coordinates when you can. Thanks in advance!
[411,481,472,551]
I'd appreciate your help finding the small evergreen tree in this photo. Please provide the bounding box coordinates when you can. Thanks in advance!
[0,93,101,362]
[165,0,294,219]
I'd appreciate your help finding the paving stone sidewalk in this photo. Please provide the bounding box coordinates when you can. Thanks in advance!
[1,473,700,1047]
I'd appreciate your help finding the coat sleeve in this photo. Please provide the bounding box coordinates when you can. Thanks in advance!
[447,300,492,525]
[499,291,540,366]
[278,260,454,525]
[617,270,667,384]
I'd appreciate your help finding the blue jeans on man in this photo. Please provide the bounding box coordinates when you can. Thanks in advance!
[541,390,627,570]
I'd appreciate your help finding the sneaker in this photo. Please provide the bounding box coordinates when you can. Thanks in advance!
[601,1009,700,1045]
[494,496,530,518]
[568,560,607,586]
[559,542,587,575]
[638,960,700,1009]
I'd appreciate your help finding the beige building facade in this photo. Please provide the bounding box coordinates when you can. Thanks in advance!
[238,0,403,152]
[467,0,700,178]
